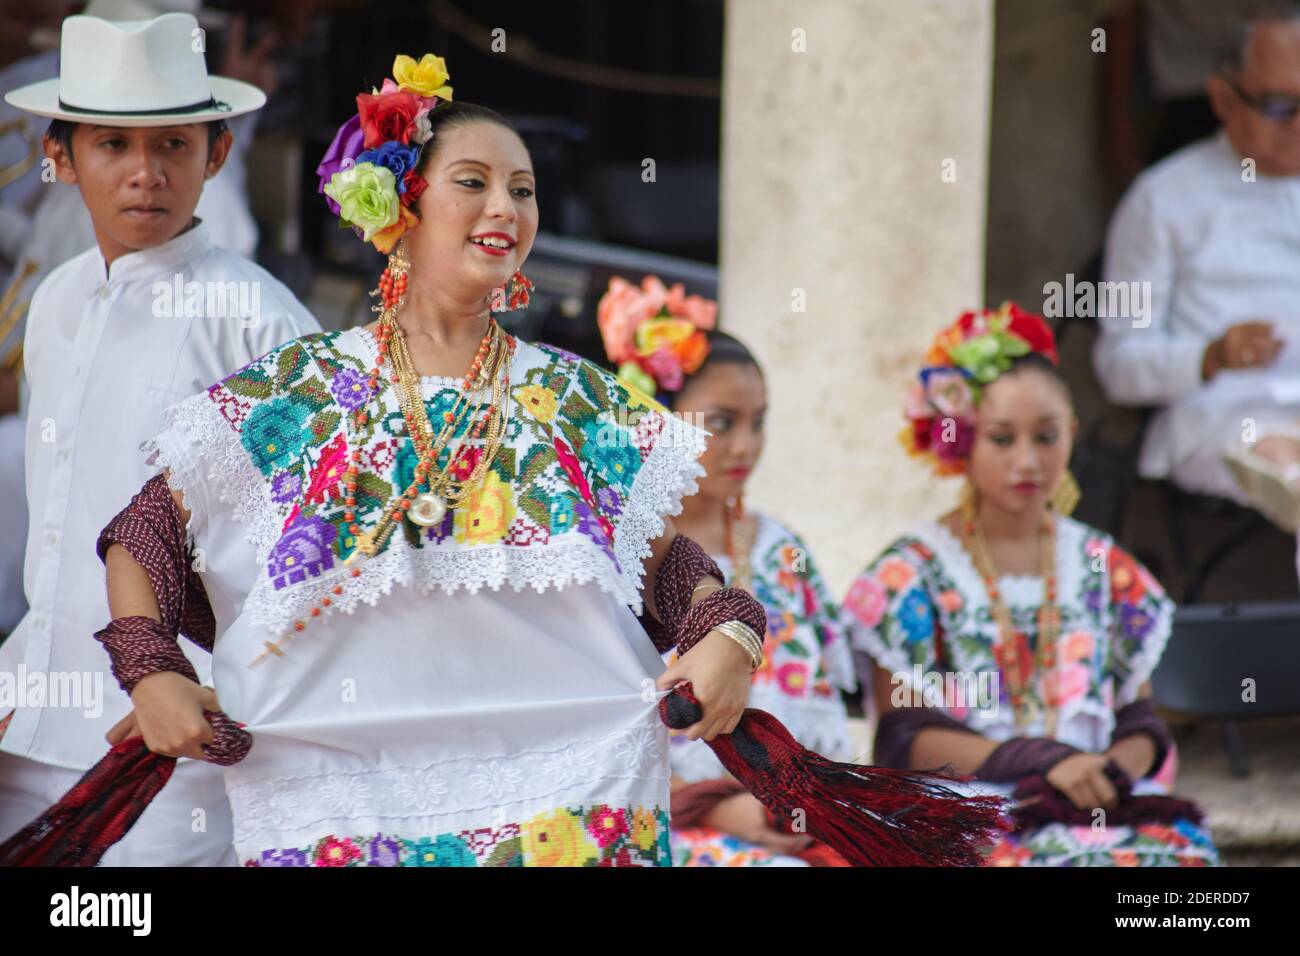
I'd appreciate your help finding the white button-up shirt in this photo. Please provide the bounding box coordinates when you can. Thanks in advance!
[1094,132,1300,487]
[0,221,320,770]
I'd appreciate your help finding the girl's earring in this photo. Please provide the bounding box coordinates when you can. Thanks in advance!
[959,478,978,523]
[490,270,533,313]
[1048,470,1081,516]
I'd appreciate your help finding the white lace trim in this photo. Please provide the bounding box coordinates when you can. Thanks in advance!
[143,390,281,559]
[227,721,669,844]
[146,345,708,638]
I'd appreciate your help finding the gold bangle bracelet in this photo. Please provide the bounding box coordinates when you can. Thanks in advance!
[692,582,725,598]
[713,620,763,671]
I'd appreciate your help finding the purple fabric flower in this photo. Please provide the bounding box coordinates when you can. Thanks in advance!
[267,514,338,590]
[317,114,366,216]
[357,142,420,192]
[537,341,583,364]
[330,366,370,412]
[595,486,623,517]
[1119,603,1155,641]
[257,847,309,867]
[575,500,620,572]
[271,471,302,504]
[422,505,456,544]
[368,835,404,867]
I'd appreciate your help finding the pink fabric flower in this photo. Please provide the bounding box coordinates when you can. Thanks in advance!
[923,368,975,419]
[644,347,684,392]
[845,574,887,628]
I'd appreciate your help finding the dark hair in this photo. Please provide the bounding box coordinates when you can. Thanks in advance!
[413,101,523,174]
[45,118,229,162]
[668,329,764,409]
[1001,351,1072,405]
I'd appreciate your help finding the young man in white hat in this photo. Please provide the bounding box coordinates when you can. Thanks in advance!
[0,10,320,865]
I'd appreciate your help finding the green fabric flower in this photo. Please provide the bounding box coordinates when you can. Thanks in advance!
[323,161,399,241]
[947,329,1030,384]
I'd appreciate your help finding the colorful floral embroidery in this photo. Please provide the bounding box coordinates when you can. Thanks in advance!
[180,328,706,636]
[242,804,672,867]
[981,817,1218,867]
[844,517,1176,721]
[844,518,1212,867]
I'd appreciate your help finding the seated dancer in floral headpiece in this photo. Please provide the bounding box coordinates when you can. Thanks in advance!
[3,55,1008,869]
[599,276,858,867]
[843,303,1219,866]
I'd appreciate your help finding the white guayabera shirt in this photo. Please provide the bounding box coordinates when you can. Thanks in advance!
[1093,131,1300,498]
[0,221,319,770]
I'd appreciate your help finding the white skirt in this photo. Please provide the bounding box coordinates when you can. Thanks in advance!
[212,581,674,867]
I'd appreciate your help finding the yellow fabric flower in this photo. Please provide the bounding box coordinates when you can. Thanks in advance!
[456,471,515,545]
[513,384,558,423]
[392,53,453,99]
[522,808,597,866]
[634,317,695,356]
[631,808,658,852]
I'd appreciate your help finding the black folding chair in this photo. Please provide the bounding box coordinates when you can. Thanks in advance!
[1151,602,1300,777]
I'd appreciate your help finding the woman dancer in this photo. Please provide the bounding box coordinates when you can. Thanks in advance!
[92,54,759,867]
[844,303,1219,866]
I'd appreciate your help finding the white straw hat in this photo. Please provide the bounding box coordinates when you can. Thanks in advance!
[5,12,265,127]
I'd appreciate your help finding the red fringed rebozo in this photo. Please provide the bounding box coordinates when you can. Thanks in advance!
[659,684,1009,867]
[0,474,249,867]
[0,738,175,867]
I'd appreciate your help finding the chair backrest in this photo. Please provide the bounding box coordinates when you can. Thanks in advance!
[1152,602,1300,718]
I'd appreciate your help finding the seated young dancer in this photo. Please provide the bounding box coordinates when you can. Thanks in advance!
[598,275,857,866]
[0,11,320,865]
[843,303,1219,866]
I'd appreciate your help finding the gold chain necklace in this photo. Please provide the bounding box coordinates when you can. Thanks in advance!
[346,249,515,560]
[962,509,1060,736]
[723,497,753,593]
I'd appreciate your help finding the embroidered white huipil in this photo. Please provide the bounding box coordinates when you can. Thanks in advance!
[144,328,708,866]
[0,222,320,770]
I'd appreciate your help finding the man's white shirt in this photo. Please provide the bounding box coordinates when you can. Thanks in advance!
[1094,131,1300,494]
[0,221,320,770]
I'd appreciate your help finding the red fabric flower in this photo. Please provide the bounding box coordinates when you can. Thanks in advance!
[356,90,422,148]
[400,170,428,207]
[1108,545,1148,605]
[1005,305,1058,364]
[911,416,934,451]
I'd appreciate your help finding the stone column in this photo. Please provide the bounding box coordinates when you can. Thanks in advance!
[719,0,994,595]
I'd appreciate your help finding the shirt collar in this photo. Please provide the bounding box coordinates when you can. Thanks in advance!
[98,219,213,285]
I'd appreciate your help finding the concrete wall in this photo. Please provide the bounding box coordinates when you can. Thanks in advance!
[719,0,995,595]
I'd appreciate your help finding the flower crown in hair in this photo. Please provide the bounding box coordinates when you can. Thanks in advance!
[901,301,1059,476]
[317,54,453,254]
[597,274,718,397]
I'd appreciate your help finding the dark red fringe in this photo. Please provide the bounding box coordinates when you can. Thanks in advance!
[659,684,1008,866]
[0,737,175,867]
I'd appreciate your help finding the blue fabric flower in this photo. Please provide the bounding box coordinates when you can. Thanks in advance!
[242,397,313,475]
[580,419,640,493]
[897,589,935,644]
[356,142,420,192]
